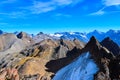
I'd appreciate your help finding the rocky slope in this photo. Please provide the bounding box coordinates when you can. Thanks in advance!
[0,33,26,55]
[0,38,85,80]
[0,33,32,66]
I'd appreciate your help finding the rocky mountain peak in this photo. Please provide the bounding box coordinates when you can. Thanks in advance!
[83,36,101,52]
[91,36,98,42]
[101,37,120,56]
[17,32,28,39]
[88,36,100,45]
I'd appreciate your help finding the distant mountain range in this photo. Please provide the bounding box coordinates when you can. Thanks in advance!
[87,30,120,45]
[51,30,120,45]
[0,29,120,45]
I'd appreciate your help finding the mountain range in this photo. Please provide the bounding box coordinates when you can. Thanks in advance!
[0,29,120,80]
[1,29,120,45]
[51,30,120,46]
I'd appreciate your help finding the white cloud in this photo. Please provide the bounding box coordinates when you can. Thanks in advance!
[90,10,105,15]
[26,0,83,14]
[103,0,120,6]
[29,1,56,14]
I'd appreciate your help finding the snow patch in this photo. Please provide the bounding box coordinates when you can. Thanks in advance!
[53,52,99,80]
[80,34,87,39]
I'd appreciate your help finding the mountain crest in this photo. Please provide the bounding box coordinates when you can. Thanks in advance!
[101,37,120,56]
[83,36,101,52]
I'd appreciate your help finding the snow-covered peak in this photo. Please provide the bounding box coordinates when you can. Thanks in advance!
[50,33,63,37]
[51,32,89,42]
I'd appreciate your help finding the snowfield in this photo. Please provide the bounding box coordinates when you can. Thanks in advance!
[53,52,99,80]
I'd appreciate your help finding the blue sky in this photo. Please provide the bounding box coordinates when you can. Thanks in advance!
[0,0,120,34]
